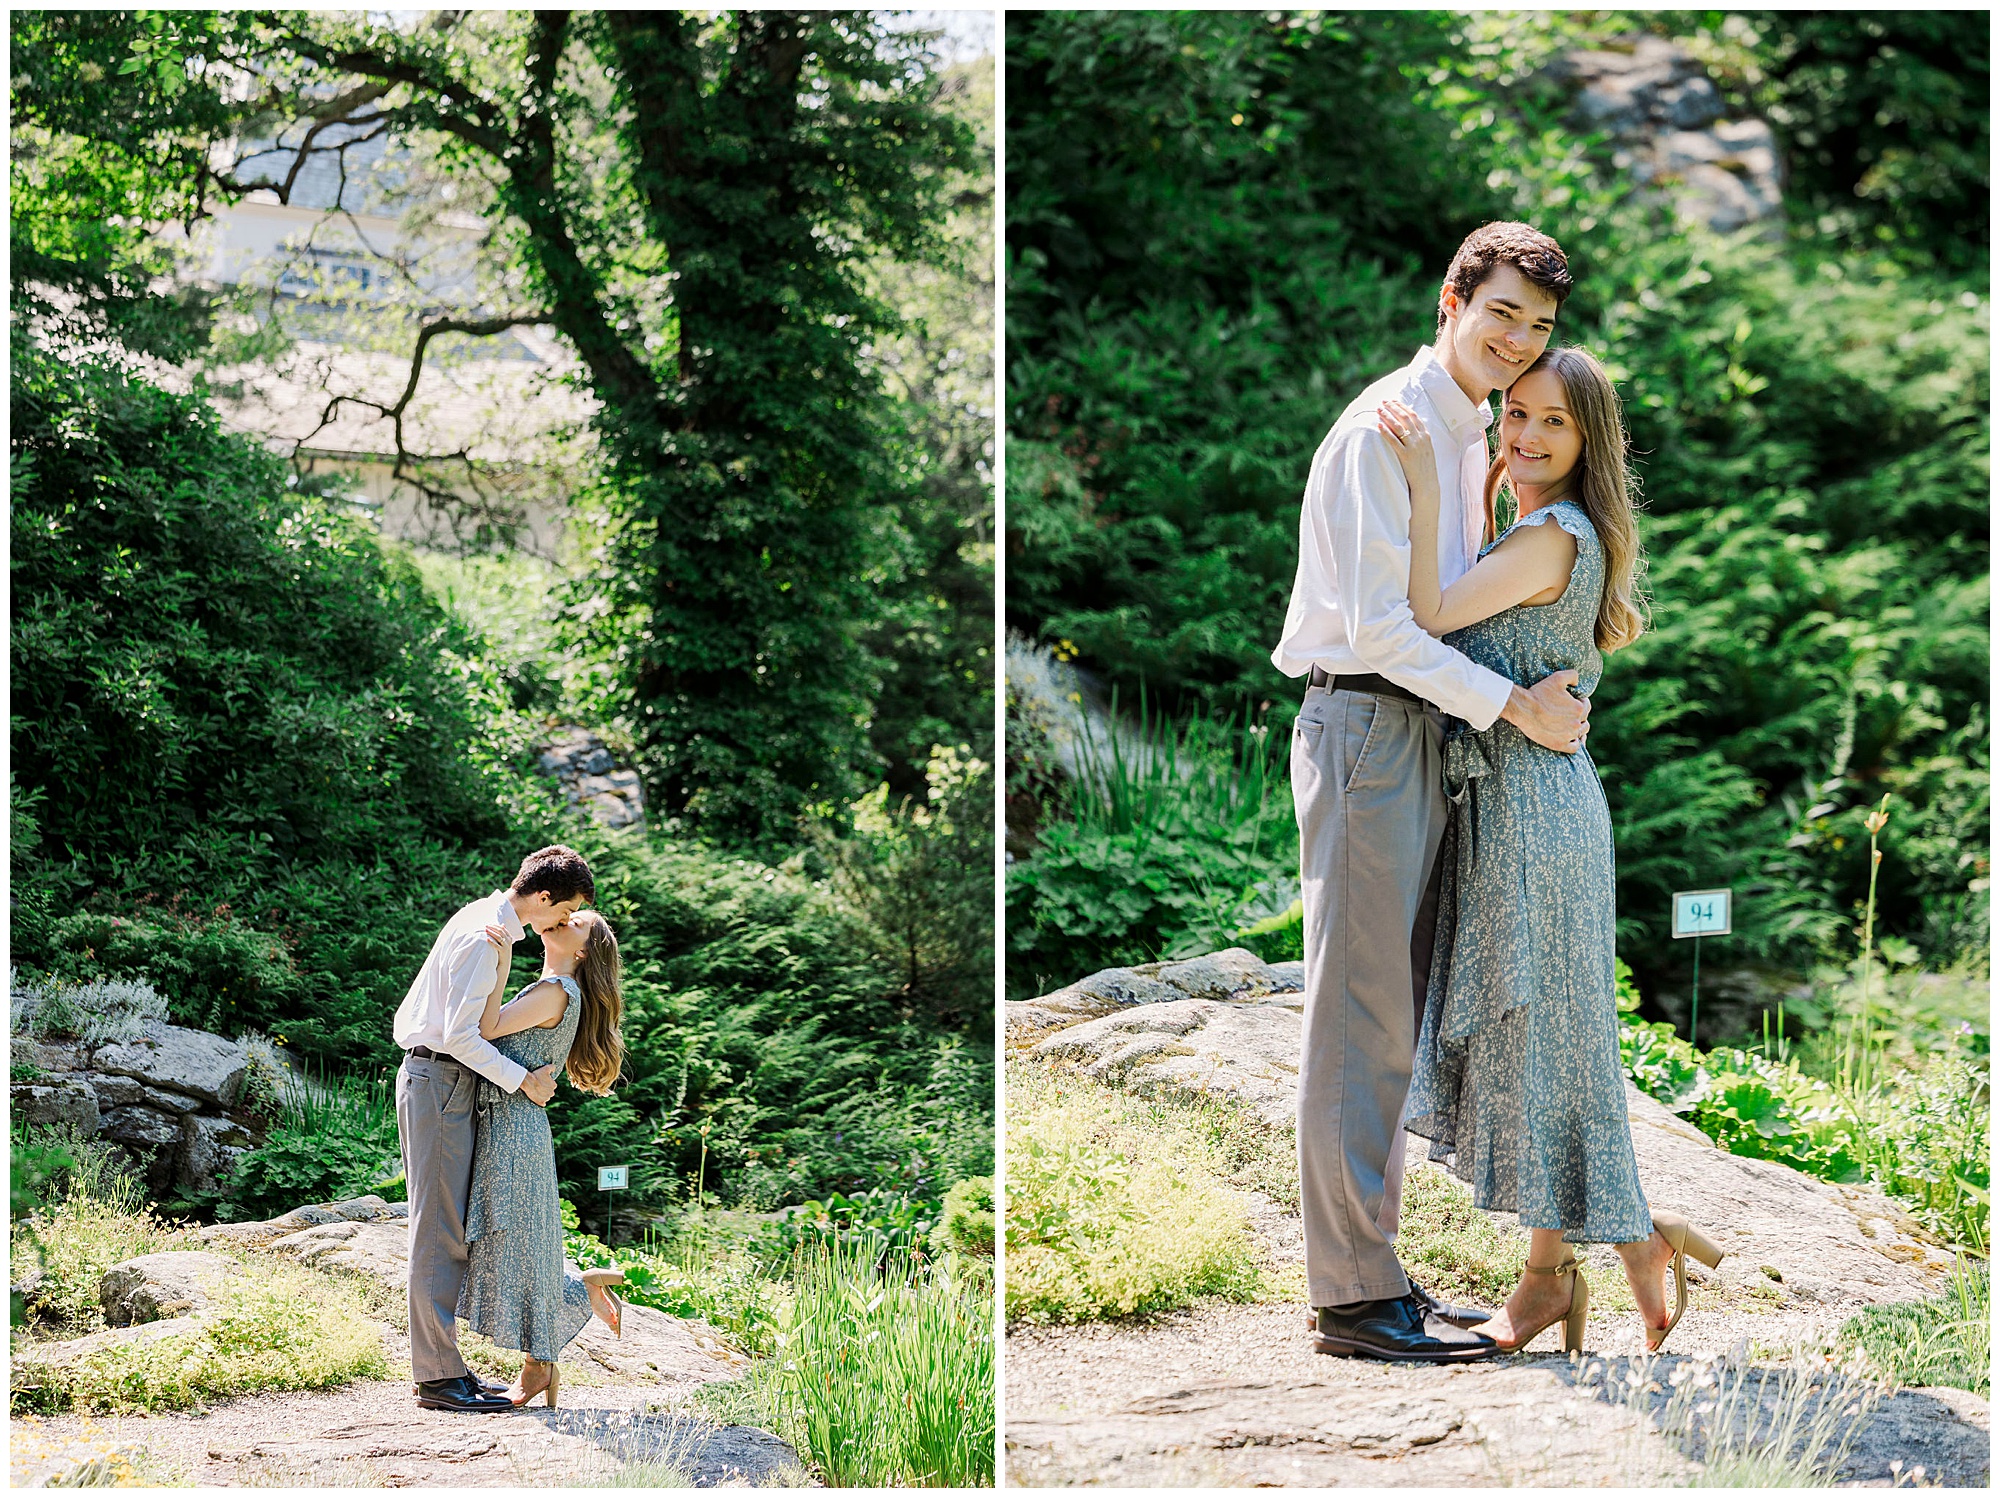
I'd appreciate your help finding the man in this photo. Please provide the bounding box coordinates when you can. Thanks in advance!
[393,844,596,1411]
[1272,222,1591,1363]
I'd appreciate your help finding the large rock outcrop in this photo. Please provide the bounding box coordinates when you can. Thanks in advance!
[92,1021,249,1107]
[1009,960,1959,1304]
[99,1251,237,1327]
[200,1194,748,1376]
[1542,35,1784,233]
[10,1018,261,1198]
[14,1190,796,1489]
[535,726,647,831]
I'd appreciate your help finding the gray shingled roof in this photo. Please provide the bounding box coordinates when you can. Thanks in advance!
[232,121,413,215]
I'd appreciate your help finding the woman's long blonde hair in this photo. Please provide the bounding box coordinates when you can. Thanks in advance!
[564,911,625,1096]
[1485,344,1650,651]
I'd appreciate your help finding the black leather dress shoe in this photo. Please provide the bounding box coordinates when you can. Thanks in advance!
[1312,1294,1499,1363]
[471,1373,510,1398]
[1408,1278,1494,1329]
[415,1374,513,1412]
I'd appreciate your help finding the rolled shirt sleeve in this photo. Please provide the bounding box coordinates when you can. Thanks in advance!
[438,937,530,1093]
[1322,425,1515,729]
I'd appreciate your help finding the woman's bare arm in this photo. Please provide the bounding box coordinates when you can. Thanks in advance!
[1378,400,1576,636]
[476,925,512,1043]
[483,978,570,1041]
[1426,520,1577,635]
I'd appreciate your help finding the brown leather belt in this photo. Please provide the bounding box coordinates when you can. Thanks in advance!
[1307,666,1422,704]
[407,1045,456,1063]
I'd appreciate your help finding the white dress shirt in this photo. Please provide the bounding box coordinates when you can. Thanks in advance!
[1270,344,1516,729]
[392,889,530,1092]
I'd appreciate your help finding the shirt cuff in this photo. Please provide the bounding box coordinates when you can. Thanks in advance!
[1462,664,1514,732]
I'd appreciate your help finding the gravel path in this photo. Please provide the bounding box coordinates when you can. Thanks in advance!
[1005,1297,1989,1487]
[10,1234,804,1490]
[13,1376,801,1488]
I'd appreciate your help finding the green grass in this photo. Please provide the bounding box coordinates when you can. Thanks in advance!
[1830,1255,1989,1396]
[1395,1161,1529,1310]
[699,1247,995,1487]
[1004,1065,1265,1323]
[10,1128,187,1334]
[11,1263,387,1415]
[562,1204,789,1356]
[10,1130,389,1415]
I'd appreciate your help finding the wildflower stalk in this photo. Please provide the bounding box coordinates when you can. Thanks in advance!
[1851,795,1891,1099]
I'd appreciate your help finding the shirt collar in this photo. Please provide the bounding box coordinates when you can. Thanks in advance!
[1411,344,1493,435]
[492,890,526,942]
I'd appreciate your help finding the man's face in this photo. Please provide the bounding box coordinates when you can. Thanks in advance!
[520,892,583,936]
[1440,263,1561,399]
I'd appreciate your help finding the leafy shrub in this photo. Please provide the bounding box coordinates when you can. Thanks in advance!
[1005,1067,1261,1323]
[221,1071,400,1223]
[11,905,305,1037]
[758,1189,937,1267]
[9,1127,77,1328]
[933,1175,994,1258]
[813,745,995,1034]
[10,971,166,1047]
[1832,1257,1989,1397]
[1621,990,1987,1248]
[1007,696,1293,999]
[11,1263,387,1414]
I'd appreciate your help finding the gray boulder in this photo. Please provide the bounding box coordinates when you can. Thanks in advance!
[97,1105,183,1151]
[330,1194,396,1221]
[14,1038,87,1073]
[9,1079,101,1137]
[176,1114,257,1195]
[83,1072,203,1114]
[1008,947,1304,1050]
[99,1250,235,1326]
[265,1203,350,1231]
[92,1020,248,1107]
[536,726,648,831]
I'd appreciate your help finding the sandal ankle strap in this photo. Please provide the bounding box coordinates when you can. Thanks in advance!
[1524,1255,1580,1277]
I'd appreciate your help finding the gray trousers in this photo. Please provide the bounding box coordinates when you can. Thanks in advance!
[397,1054,476,1383]
[1292,685,1448,1308]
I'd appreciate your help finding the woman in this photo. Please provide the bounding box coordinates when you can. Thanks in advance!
[1375,345,1721,1356]
[463,907,631,1406]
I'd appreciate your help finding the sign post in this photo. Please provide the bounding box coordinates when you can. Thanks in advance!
[597,1163,629,1244]
[1670,889,1732,1049]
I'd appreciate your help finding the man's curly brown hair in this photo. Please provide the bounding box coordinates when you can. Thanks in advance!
[1437,221,1573,331]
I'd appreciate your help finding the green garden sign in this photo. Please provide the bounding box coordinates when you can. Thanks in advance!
[1671,889,1732,1048]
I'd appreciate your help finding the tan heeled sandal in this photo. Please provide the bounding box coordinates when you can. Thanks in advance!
[1647,1209,1724,1353]
[582,1267,627,1338]
[509,1357,559,1408]
[1491,1252,1589,1354]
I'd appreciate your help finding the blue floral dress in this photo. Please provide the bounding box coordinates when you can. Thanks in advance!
[458,973,594,1360]
[1404,500,1652,1244]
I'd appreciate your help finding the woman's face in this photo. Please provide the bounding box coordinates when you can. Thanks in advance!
[543,914,589,964]
[1500,367,1583,492]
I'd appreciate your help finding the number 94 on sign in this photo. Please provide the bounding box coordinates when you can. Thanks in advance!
[1672,889,1732,939]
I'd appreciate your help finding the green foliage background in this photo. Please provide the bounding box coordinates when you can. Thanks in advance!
[1005,11,1988,995]
[11,11,995,1224]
